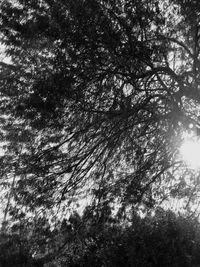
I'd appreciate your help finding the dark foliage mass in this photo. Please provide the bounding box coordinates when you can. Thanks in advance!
[1,0,200,265]
[1,207,200,267]
[1,0,200,212]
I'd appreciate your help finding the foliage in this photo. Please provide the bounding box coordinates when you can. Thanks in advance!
[1,207,200,267]
[0,0,200,225]
[45,206,200,267]
[1,0,200,265]
[0,217,51,267]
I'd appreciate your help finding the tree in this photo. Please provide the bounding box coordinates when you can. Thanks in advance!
[0,213,60,267]
[0,0,200,217]
[12,206,200,267]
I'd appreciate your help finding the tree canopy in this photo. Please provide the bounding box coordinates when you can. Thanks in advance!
[2,0,200,265]
[1,207,200,267]
[0,0,200,221]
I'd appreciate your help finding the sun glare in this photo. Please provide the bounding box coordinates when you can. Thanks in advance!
[180,138,200,169]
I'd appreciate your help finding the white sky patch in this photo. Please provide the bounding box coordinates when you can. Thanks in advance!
[180,140,200,169]
[0,43,11,64]
[180,129,200,170]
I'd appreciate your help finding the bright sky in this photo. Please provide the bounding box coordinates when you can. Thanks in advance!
[180,140,200,169]
[180,126,200,170]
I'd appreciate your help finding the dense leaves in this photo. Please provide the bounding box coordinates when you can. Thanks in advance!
[0,0,200,222]
[1,207,200,267]
[2,1,200,266]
